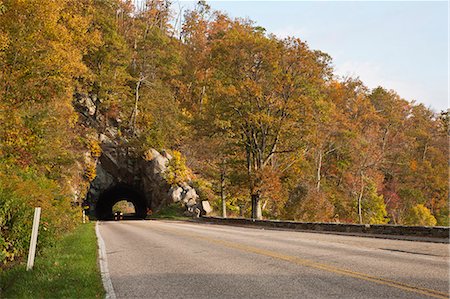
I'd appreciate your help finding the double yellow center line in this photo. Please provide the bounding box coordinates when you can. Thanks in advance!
[143,222,449,299]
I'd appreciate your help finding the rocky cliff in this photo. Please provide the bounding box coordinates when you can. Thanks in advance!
[74,93,209,219]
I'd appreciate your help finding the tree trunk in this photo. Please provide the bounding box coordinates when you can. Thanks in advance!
[130,79,142,133]
[200,85,206,112]
[381,127,389,155]
[220,162,226,218]
[251,193,262,220]
[358,172,364,224]
[422,143,428,162]
[316,150,322,191]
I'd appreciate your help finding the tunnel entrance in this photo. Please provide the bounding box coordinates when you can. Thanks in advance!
[84,147,199,220]
[95,183,147,220]
[113,200,136,215]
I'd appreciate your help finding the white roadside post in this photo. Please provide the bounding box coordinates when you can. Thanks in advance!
[26,207,41,271]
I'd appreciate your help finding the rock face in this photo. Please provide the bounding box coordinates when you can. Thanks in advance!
[74,92,209,218]
[86,141,207,218]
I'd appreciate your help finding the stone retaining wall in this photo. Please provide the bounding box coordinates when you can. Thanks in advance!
[200,216,449,242]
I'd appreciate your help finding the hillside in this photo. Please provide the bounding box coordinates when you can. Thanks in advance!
[0,0,448,265]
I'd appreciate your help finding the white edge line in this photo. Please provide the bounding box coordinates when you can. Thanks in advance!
[96,221,117,299]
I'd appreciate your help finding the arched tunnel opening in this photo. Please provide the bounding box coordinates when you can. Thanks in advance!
[113,200,136,215]
[95,183,148,220]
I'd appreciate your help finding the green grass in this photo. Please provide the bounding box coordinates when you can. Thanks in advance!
[0,223,105,299]
[149,203,190,220]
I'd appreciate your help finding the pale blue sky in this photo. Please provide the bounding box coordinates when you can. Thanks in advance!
[174,1,448,111]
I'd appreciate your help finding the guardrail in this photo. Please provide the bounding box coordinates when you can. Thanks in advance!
[199,216,449,242]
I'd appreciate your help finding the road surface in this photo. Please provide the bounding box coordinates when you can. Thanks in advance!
[98,220,449,299]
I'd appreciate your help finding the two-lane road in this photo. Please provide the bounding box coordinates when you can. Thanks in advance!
[98,220,449,299]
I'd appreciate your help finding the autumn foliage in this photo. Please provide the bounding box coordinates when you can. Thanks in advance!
[177,3,447,226]
[0,0,448,265]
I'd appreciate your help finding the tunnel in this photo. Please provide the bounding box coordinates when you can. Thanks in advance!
[95,183,148,220]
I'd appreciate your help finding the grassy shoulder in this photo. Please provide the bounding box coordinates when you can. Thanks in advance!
[148,204,190,220]
[0,222,104,299]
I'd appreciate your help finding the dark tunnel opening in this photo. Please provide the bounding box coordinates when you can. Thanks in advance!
[96,183,148,220]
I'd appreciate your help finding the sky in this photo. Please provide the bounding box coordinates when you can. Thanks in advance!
[174,1,448,112]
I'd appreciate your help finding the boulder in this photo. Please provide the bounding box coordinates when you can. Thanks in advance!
[169,186,183,203]
[181,186,198,203]
[146,149,168,175]
[201,201,212,214]
[74,93,96,117]
[161,150,173,160]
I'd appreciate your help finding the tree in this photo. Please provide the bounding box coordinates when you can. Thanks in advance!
[404,204,437,226]
[204,23,333,219]
[0,0,96,264]
[360,180,389,224]
[81,0,132,122]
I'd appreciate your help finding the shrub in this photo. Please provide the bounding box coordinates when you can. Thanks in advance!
[361,182,389,224]
[84,162,97,182]
[0,168,79,266]
[88,140,102,158]
[0,188,32,264]
[404,204,437,226]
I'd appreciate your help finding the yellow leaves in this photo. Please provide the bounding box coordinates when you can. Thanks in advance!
[216,84,238,97]
[404,204,437,226]
[61,1,100,49]
[84,161,96,182]
[213,119,232,130]
[164,150,192,186]
[68,112,79,129]
[0,31,8,51]
[181,108,193,119]
[0,0,90,106]
[88,140,101,158]
[246,111,272,126]
[242,78,262,98]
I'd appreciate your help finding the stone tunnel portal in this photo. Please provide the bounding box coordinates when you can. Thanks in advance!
[95,183,148,220]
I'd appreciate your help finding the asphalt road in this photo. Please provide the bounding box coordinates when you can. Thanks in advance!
[98,220,449,299]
